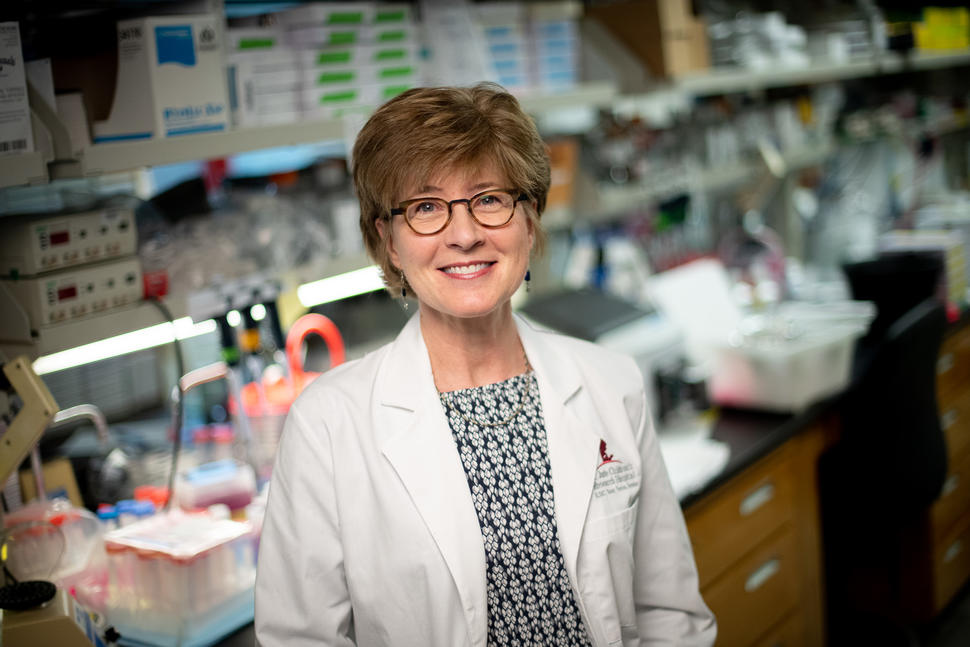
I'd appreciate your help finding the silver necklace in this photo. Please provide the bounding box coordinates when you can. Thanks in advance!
[440,354,533,428]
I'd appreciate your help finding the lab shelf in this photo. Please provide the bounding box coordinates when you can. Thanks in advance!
[673,58,886,96]
[575,141,834,221]
[60,119,347,179]
[667,48,970,97]
[515,80,617,114]
[41,82,618,180]
[5,48,969,186]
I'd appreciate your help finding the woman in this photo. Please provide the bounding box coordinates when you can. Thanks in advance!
[255,83,716,646]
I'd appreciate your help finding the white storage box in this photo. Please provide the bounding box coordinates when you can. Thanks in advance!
[93,14,229,142]
[103,511,256,647]
[707,302,874,412]
[0,21,34,156]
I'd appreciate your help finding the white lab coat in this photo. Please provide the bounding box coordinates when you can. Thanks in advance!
[255,313,716,647]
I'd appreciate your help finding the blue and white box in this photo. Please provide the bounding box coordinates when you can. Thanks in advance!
[93,14,229,143]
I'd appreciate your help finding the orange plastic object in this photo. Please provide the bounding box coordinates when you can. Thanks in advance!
[235,313,346,418]
[285,313,345,392]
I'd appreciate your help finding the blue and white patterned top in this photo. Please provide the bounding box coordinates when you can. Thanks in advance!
[439,370,593,647]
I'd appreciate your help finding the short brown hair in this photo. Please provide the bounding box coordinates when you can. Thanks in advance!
[352,83,550,294]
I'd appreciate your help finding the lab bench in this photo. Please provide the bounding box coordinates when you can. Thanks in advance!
[683,403,837,647]
[898,317,970,621]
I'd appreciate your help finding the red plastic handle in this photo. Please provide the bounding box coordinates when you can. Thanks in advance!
[286,314,346,380]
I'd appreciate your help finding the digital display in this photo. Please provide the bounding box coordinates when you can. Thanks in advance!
[50,230,70,246]
[57,285,78,301]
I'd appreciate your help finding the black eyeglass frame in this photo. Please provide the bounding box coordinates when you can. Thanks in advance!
[389,188,529,236]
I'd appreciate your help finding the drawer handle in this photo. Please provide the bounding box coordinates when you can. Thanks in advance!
[739,483,775,517]
[943,409,959,430]
[938,353,955,376]
[745,557,781,592]
[943,474,960,497]
[945,540,963,564]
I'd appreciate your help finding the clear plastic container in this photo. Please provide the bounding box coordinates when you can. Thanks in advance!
[176,459,257,513]
[707,310,867,412]
[103,510,256,647]
[2,499,102,581]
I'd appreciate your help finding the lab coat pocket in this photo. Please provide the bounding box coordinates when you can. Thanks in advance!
[579,504,639,646]
[585,500,637,542]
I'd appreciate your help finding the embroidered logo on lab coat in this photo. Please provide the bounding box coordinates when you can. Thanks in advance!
[593,439,637,499]
[598,439,617,467]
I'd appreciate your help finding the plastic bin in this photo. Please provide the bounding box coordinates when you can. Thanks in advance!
[707,304,872,412]
[103,511,256,647]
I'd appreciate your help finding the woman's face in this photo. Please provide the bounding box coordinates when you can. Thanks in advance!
[377,161,534,325]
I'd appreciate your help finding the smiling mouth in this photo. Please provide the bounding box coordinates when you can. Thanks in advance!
[441,262,494,276]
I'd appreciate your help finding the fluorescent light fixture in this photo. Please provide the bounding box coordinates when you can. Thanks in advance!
[227,310,242,327]
[297,265,384,307]
[33,317,217,375]
[250,303,267,322]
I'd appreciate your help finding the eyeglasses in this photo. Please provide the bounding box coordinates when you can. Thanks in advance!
[390,188,528,236]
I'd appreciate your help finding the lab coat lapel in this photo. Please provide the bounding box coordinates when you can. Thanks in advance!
[516,316,603,580]
[377,315,487,642]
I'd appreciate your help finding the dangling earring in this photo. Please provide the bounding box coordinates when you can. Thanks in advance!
[525,269,531,293]
[400,271,409,310]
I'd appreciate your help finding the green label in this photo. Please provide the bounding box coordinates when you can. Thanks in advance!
[382,85,410,99]
[320,90,358,103]
[238,38,275,50]
[327,12,363,25]
[376,49,406,61]
[375,10,406,23]
[317,51,352,64]
[317,71,356,84]
[378,30,406,42]
[379,66,414,79]
[330,31,357,45]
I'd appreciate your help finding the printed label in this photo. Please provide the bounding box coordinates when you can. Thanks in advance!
[155,25,196,66]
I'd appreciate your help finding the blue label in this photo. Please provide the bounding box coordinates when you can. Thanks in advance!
[155,25,196,66]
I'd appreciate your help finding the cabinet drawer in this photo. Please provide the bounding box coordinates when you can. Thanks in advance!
[687,449,796,589]
[931,448,970,539]
[752,610,805,647]
[932,512,970,614]
[941,392,970,465]
[938,327,970,405]
[705,526,800,647]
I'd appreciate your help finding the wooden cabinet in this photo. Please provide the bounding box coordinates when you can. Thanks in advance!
[684,424,829,647]
[901,323,970,619]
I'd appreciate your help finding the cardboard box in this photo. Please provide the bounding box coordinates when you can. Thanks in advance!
[0,21,34,156]
[19,457,83,507]
[585,0,710,79]
[93,14,229,142]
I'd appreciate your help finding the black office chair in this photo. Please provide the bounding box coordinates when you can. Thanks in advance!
[821,296,948,646]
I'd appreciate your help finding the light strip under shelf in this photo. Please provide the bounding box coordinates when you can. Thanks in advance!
[33,317,216,375]
[32,266,384,375]
[297,265,385,307]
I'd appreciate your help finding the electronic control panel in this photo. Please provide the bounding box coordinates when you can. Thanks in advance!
[2,257,143,327]
[0,206,137,276]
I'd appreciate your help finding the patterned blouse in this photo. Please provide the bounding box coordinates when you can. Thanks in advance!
[439,370,593,647]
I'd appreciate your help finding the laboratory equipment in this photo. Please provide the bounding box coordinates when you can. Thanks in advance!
[240,312,345,483]
[3,499,102,583]
[175,459,257,514]
[0,205,136,276]
[519,288,687,424]
[1,256,143,326]
[283,312,346,392]
[0,355,105,647]
[101,509,256,647]
[706,301,874,412]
